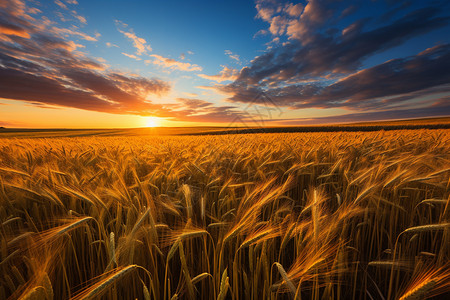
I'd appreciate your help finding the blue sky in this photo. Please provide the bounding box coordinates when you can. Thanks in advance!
[0,0,449,127]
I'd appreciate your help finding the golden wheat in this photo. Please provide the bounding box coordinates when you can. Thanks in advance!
[0,130,449,299]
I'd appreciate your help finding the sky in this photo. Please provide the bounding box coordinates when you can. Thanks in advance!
[0,0,450,128]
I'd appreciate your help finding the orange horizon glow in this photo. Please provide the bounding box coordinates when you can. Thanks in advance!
[144,116,161,127]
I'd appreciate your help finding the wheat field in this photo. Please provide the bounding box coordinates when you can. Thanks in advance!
[0,130,449,299]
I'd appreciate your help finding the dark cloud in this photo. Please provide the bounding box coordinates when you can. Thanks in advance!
[0,45,170,114]
[25,102,61,109]
[378,1,413,23]
[223,44,450,112]
[0,0,35,38]
[299,45,450,110]
[236,6,449,86]
[0,18,31,38]
[0,67,116,111]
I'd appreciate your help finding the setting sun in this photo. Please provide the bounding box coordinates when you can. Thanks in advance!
[145,117,160,127]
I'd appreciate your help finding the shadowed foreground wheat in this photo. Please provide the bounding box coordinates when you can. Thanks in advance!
[0,130,449,299]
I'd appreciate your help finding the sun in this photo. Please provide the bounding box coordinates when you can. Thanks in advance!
[145,117,160,127]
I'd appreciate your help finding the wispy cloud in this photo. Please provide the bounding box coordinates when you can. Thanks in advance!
[183,92,199,97]
[106,42,118,48]
[253,29,268,38]
[54,0,87,25]
[148,54,202,72]
[115,20,152,55]
[54,0,68,10]
[25,102,62,109]
[225,50,240,62]
[122,52,141,60]
[53,26,98,41]
[198,66,239,82]
[73,13,86,24]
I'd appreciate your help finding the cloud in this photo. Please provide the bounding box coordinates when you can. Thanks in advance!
[122,52,141,60]
[284,3,303,17]
[198,66,239,82]
[255,0,320,40]
[106,42,118,48]
[236,6,450,87]
[25,102,62,109]
[378,1,412,23]
[253,29,268,38]
[183,92,199,97]
[54,0,68,10]
[255,0,276,22]
[27,7,41,15]
[52,26,98,41]
[0,22,31,38]
[54,0,86,24]
[116,20,152,55]
[225,50,240,62]
[0,0,35,39]
[0,51,170,113]
[222,44,450,112]
[74,13,86,24]
[292,45,450,110]
[176,98,213,109]
[285,0,336,42]
[148,54,202,72]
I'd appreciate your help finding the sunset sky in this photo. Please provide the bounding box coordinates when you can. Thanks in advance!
[1,0,450,128]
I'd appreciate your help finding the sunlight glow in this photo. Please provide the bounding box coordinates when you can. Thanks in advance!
[145,117,160,127]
